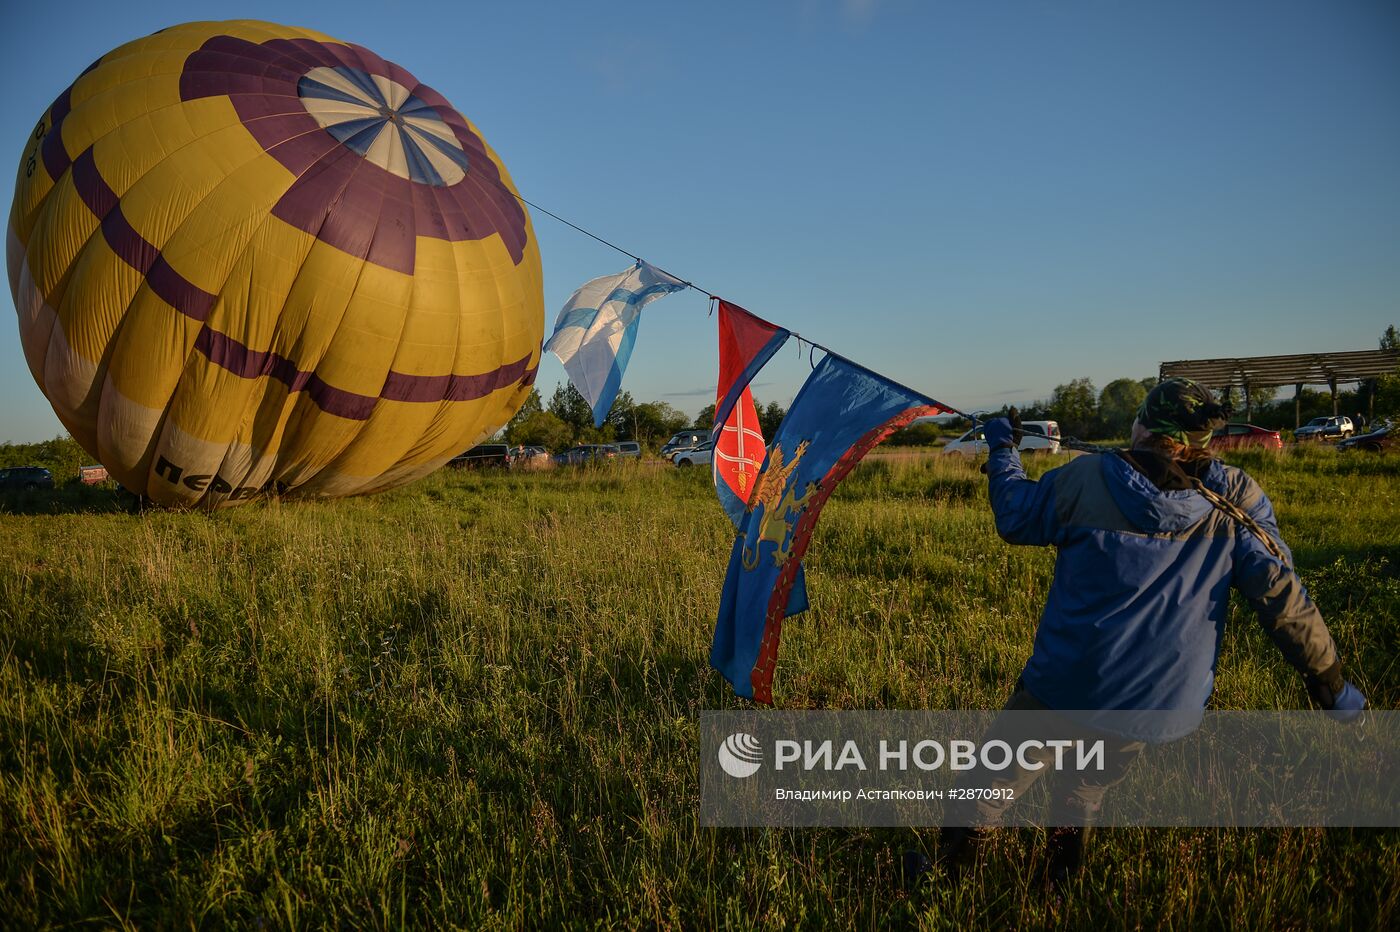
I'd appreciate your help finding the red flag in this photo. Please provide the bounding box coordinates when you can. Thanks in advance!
[713,301,790,522]
[714,301,791,431]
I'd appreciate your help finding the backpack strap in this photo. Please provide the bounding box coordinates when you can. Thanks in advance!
[1188,477,1289,565]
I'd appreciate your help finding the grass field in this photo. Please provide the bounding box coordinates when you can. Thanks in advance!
[1,447,1397,928]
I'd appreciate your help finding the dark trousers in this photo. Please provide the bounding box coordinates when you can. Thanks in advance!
[953,686,1145,827]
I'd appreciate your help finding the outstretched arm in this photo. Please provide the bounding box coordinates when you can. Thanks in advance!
[1230,481,1365,719]
[983,418,1059,547]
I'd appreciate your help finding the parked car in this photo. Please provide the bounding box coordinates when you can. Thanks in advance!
[615,441,642,458]
[672,440,715,467]
[941,420,1061,457]
[0,466,55,491]
[1294,416,1354,441]
[449,443,511,467]
[509,446,552,469]
[1209,423,1282,451]
[1338,420,1394,453]
[554,444,620,466]
[660,430,709,457]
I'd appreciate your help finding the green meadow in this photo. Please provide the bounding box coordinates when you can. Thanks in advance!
[1,447,1397,928]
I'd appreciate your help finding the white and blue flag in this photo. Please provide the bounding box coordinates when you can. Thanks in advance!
[544,261,688,427]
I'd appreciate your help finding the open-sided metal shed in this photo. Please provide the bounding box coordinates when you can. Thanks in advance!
[1160,350,1400,425]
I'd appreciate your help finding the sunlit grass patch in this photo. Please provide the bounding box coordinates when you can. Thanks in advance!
[0,450,1396,927]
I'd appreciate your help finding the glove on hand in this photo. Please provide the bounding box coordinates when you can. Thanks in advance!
[1306,661,1367,723]
[984,414,1019,452]
[1327,682,1367,723]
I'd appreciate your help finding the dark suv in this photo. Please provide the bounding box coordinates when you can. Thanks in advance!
[0,466,55,491]
[449,444,511,467]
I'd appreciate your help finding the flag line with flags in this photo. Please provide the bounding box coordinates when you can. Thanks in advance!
[543,249,970,706]
[710,352,952,703]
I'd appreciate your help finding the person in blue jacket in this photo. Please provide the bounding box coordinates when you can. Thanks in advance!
[919,378,1366,887]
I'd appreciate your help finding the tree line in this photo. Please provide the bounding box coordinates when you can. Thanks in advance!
[502,384,790,451]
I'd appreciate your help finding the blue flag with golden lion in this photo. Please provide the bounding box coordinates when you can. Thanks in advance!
[711,354,948,702]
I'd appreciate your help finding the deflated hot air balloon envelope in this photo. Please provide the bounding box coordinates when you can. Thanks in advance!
[8,20,543,507]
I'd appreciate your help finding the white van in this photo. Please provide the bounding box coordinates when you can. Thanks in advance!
[941,420,1061,457]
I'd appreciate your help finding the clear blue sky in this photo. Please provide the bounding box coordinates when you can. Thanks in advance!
[3,0,1397,441]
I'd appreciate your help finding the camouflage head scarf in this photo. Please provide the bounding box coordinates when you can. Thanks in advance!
[1134,378,1232,448]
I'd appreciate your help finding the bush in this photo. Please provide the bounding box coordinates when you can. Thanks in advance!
[886,422,942,446]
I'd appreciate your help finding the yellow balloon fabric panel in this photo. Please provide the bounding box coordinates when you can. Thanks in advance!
[8,20,543,506]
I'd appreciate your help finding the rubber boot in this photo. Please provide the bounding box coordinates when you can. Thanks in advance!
[900,827,986,890]
[1044,826,1088,890]
[900,848,933,891]
[936,826,985,880]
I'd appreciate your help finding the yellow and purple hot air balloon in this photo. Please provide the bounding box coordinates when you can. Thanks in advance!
[7,20,543,506]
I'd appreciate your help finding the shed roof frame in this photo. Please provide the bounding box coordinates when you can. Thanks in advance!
[1159,350,1400,393]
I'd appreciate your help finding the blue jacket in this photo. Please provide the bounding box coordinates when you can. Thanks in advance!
[987,447,1336,741]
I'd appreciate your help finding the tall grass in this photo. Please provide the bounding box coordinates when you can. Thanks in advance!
[1,449,1396,928]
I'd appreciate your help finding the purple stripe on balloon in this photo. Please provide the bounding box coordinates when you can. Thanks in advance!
[100,206,159,275]
[72,146,160,274]
[196,326,376,420]
[148,255,217,322]
[195,326,374,420]
[72,145,217,321]
[38,57,108,181]
[42,85,74,179]
[71,147,118,217]
[47,81,73,126]
[381,353,536,403]
[195,326,537,420]
[197,326,299,384]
